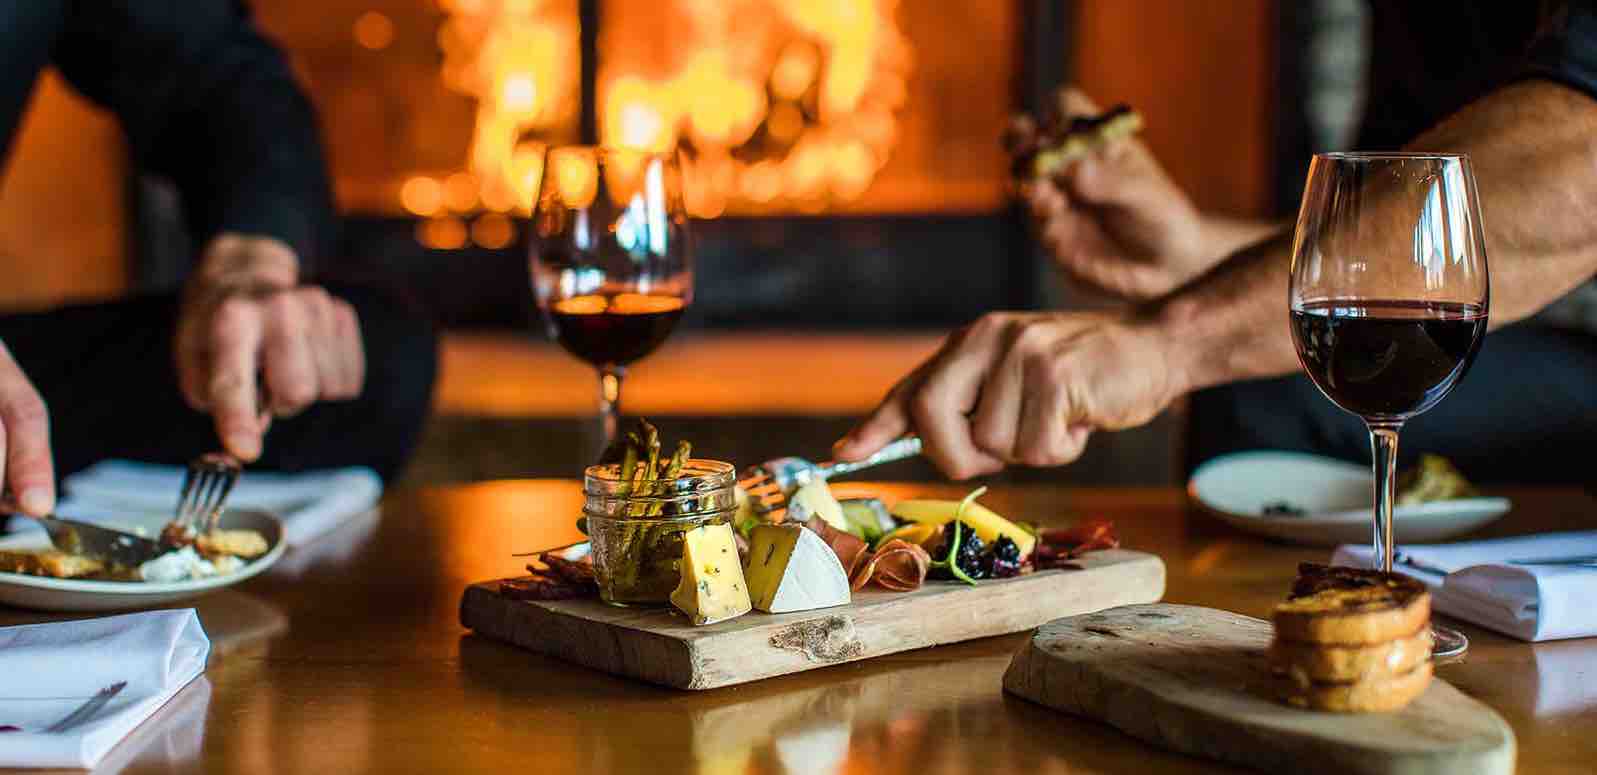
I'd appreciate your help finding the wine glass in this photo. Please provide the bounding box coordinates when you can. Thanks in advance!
[1288,152,1489,658]
[529,146,692,450]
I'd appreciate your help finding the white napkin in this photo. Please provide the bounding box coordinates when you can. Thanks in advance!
[57,460,382,547]
[0,610,209,769]
[1333,530,1597,642]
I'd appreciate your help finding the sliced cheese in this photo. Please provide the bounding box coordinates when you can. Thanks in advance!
[784,478,850,533]
[670,523,752,625]
[745,524,851,613]
[890,498,1036,558]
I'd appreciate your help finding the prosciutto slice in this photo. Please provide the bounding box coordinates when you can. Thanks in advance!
[802,518,931,592]
[1035,519,1118,569]
[849,539,931,592]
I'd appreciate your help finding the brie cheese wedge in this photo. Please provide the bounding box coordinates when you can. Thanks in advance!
[745,524,851,613]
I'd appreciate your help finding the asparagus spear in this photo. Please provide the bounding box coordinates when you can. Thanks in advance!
[648,440,691,517]
[619,432,641,483]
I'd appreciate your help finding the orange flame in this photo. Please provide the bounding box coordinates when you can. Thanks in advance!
[424,0,910,225]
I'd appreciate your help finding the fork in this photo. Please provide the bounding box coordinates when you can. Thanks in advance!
[173,453,243,536]
[43,681,126,734]
[740,435,923,513]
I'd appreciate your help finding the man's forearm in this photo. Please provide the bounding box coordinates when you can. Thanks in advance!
[1150,79,1597,395]
[1198,214,1285,269]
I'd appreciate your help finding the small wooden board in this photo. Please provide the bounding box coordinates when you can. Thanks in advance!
[1003,604,1515,775]
[461,548,1164,689]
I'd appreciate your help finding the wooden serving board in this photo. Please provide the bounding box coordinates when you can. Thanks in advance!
[1003,604,1515,775]
[460,548,1164,689]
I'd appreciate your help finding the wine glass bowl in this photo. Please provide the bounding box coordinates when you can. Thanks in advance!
[529,146,693,447]
[1288,153,1489,658]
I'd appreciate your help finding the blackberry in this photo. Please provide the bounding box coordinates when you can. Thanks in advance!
[985,535,1023,578]
[929,520,987,580]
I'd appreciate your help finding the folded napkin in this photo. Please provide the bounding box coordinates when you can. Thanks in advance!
[0,610,209,769]
[57,460,383,548]
[1333,530,1597,642]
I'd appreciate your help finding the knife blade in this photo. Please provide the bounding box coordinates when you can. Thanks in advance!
[25,515,166,568]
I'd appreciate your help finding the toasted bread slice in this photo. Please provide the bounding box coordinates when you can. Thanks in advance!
[1271,626,1433,684]
[1273,563,1430,645]
[1025,105,1143,178]
[196,529,269,559]
[1280,660,1433,713]
[0,549,105,578]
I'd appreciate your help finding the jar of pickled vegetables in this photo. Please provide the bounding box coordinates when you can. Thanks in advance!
[583,459,736,606]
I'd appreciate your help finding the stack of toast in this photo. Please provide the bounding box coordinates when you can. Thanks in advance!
[1271,563,1433,712]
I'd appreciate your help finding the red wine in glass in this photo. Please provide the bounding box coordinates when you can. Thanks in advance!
[1291,300,1486,423]
[529,146,693,451]
[547,292,687,367]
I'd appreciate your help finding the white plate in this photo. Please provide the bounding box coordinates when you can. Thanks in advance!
[0,509,285,611]
[1188,450,1510,547]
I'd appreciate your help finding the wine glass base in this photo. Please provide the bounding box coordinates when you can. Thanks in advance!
[1431,624,1468,658]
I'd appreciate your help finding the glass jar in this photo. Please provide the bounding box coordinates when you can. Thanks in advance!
[583,459,736,606]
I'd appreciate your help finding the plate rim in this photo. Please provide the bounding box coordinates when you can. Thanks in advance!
[1187,449,1512,525]
[0,509,286,596]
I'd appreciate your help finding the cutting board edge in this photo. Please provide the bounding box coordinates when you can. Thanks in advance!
[461,550,1166,691]
[1001,603,1516,775]
[461,582,701,688]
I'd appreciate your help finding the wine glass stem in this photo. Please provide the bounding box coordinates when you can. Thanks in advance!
[1368,423,1402,573]
[598,365,626,448]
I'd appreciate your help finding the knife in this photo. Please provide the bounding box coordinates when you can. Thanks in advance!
[24,515,167,568]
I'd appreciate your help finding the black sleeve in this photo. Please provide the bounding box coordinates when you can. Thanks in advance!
[51,0,336,270]
[1524,1,1597,101]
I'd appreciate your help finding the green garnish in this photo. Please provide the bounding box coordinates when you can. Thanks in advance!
[931,485,988,586]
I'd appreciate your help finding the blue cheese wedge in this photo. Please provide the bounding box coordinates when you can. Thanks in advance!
[784,478,850,533]
[670,523,753,625]
[745,524,852,613]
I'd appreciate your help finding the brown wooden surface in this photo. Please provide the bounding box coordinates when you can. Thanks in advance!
[1005,604,1514,775]
[461,549,1164,689]
[2,482,1594,774]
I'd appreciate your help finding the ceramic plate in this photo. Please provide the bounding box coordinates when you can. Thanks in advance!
[0,509,285,611]
[1188,450,1510,547]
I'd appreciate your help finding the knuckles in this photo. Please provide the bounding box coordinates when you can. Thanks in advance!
[970,419,1012,458]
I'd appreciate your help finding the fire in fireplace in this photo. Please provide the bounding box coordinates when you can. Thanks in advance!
[425,0,913,225]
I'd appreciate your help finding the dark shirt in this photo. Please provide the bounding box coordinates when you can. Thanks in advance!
[1361,1,1597,148]
[0,1,335,266]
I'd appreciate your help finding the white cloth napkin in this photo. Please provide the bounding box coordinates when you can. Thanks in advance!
[1333,530,1597,642]
[0,610,209,769]
[57,460,383,547]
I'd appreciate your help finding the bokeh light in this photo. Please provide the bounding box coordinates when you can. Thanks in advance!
[353,11,395,51]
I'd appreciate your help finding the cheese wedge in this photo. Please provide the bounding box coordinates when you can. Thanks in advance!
[745,524,851,613]
[785,478,850,534]
[890,499,1036,558]
[670,523,752,625]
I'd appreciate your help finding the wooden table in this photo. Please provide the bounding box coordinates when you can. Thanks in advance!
[5,483,1596,774]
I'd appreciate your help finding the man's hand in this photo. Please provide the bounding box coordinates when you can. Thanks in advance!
[1009,88,1213,301]
[0,343,54,516]
[833,311,1183,479]
[174,235,364,461]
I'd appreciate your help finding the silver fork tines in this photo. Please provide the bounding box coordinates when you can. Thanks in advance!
[175,453,243,536]
[738,436,924,516]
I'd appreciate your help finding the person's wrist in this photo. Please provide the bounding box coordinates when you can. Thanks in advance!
[192,233,300,296]
[1139,295,1204,399]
